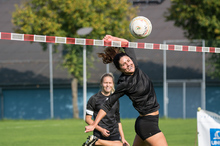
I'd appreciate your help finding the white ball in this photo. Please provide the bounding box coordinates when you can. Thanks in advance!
[129,16,152,39]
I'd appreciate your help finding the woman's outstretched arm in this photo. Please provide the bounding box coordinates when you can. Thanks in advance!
[103,35,129,46]
[85,109,107,133]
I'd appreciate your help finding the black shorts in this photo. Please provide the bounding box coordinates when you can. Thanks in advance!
[135,114,161,140]
[93,128,121,141]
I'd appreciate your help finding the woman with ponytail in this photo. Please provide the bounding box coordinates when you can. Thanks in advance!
[85,35,168,146]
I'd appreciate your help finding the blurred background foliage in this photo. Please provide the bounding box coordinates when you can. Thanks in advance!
[165,0,220,79]
[12,0,138,81]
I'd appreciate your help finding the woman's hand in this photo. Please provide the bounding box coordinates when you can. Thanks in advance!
[85,125,95,133]
[122,138,130,146]
[84,109,107,133]
[103,35,115,42]
[101,128,110,137]
[103,35,129,46]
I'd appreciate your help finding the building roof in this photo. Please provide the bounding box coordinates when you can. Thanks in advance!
[0,0,218,88]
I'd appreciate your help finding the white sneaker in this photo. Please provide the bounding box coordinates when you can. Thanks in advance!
[82,135,98,146]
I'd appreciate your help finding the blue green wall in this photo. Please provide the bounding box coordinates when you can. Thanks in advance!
[0,86,219,120]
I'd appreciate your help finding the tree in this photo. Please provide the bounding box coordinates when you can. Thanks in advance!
[164,0,220,79]
[12,0,138,118]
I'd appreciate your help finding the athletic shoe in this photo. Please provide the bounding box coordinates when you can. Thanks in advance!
[82,135,98,146]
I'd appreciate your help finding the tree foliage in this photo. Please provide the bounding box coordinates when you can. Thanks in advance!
[12,0,138,81]
[12,0,138,118]
[164,0,220,79]
[206,40,220,78]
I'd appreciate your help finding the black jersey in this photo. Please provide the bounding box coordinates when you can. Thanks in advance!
[102,48,160,115]
[86,91,120,133]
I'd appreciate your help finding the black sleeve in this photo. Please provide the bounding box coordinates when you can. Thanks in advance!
[124,47,138,66]
[101,82,126,113]
[86,96,96,116]
[115,100,121,123]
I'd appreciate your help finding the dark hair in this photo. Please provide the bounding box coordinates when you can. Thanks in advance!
[113,53,127,70]
[97,47,127,70]
[97,47,120,64]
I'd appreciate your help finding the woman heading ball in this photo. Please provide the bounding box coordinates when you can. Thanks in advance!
[85,35,168,146]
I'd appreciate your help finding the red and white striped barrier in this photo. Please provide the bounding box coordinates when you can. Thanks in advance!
[0,32,220,53]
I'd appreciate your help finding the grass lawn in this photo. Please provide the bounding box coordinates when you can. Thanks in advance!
[0,118,197,146]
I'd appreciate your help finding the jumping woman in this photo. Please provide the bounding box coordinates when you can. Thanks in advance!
[85,35,168,146]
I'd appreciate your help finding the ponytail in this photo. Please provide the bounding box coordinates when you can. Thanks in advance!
[97,47,120,64]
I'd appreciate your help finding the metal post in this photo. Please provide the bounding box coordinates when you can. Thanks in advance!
[163,41,168,117]
[76,27,92,120]
[83,45,87,120]
[49,44,54,118]
[0,88,3,119]
[202,40,206,110]
[106,64,110,73]
[183,82,186,119]
[166,82,168,117]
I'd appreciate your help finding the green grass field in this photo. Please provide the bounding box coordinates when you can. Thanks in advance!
[0,118,197,146]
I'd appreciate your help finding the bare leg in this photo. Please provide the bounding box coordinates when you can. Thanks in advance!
[133,134,149,146]
[95,139,123,146]
[144,132,168,146]
[133,132,167,146]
